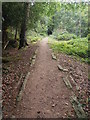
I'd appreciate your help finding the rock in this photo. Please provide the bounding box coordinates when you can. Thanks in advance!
[37,111,40,114]
[74,74,79,79]
[52,103,57,107]
[76,67,82,76]
[52,104,55,107]
[64,113,67,116]
[40,77,43,79]
[56,112,60,116]
[58,65,68,72]
[46,110,51,114]
[51,53,57,60]
[32,55,36,59]
[65,102,68,106]
[76,85,80,91]
[11,115,15,118]
[58,65,63,71]
[63,69,68,72]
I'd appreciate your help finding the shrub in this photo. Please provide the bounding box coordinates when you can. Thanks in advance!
[49,37,88,63]
[57,33,77,41]
[88,34,90,40]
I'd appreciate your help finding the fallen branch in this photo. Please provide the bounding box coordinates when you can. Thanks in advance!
[62,76,72,89]
[16,72,30,102]
[70,75,80,90]
[70,94,86,118]
[4,41,9,50]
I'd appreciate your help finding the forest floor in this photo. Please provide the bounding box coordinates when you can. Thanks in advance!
[2,37,89,118]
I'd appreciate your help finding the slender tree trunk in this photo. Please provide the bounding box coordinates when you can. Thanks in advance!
[19,3,30,49]
[15,27,17,40]
[2,24,8,48]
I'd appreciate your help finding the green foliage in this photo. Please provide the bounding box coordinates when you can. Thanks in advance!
[49,37,88,63]
[54,32,77,41]
[35,18,48,34]
[53,29,68,36]
[28,36,41,43]
[52,3,88,37]
[88,34,90,40]
[27,30,43,43]
[57,34,77,41]
[2,2,88,48]
[2,2,24,28]
[6,27,19,40]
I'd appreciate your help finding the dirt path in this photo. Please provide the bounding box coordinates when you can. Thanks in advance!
[13,37,75,118]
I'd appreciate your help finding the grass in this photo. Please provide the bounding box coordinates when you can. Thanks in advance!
[48,37,89,63]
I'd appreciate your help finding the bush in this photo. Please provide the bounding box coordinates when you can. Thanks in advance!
[30,37,40,43]
[49,37,88,63]
[52,29,68,37]
[57,33,77,41]
[88,34,90,40]
[52,29,77,41]
[27,31,43,43]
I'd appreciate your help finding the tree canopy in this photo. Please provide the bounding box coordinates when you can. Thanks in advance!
[2,1,88,48]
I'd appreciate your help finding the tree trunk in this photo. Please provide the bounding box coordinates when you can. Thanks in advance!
[2,24,8,48]
[18,3,30,49]
[15,27,17,40]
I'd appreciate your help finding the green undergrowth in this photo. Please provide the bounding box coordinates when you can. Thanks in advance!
[48,37,89,63]
[27,36,42,43]
[56,33,77,41]
[52,30,77,41]
[27,31,43,43]
[7,28,19,40]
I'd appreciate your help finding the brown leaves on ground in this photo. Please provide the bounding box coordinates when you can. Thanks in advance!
[2,44,38,118]
[57,53,89,117]
[2,38,89,118]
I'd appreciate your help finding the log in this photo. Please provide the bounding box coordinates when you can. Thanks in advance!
[16,72,30,102]
[70,75,80,90]
[63,77,72,89]
[70,95,86,118]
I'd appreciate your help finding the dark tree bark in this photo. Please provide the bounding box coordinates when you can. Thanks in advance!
[15,27,17,40]
[18,3,30,49]
[2,24,8,48]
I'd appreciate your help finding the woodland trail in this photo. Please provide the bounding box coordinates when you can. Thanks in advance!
[14,37,75,118]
